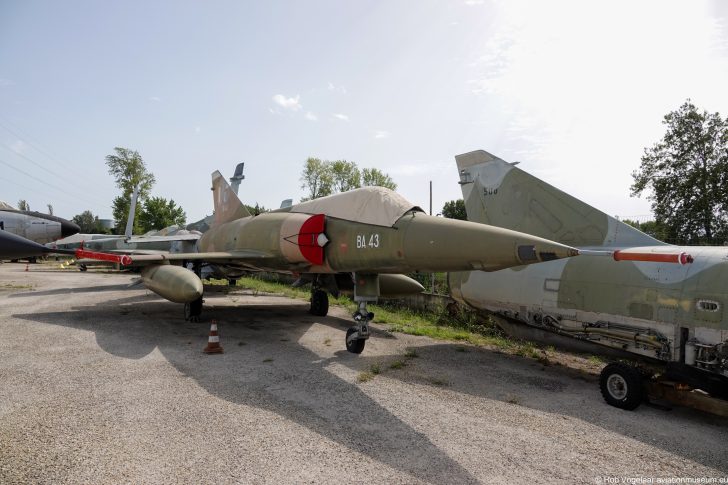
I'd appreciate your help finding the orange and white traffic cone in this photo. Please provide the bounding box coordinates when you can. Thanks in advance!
[203,320,224,354]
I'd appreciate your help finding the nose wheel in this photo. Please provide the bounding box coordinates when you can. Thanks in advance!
[346,302,373,354]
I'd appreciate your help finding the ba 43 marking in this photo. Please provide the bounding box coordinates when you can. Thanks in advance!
[356,234,380,249]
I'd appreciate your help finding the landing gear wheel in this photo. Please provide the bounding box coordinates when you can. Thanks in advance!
[184,297,203,323]
[346,328,366,354]
[79,264,87,272]
[309,289,329,316]
[599,362,644,410]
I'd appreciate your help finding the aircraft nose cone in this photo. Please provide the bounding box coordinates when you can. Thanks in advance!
[61,220,81,237]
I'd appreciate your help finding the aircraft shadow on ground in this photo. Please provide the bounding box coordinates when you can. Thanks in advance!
[13,297,477,484]
[8,283,135,298]
[13,296,728,477]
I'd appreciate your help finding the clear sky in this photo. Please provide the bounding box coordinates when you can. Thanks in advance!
[1,0,727,224]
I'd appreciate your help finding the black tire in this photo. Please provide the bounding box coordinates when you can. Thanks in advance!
[184,297,203,322]
[345,328,365,354]
[599,362,644,410]
[309,289,329,316]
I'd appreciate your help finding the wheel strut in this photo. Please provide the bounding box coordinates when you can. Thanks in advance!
[346,301,372,354]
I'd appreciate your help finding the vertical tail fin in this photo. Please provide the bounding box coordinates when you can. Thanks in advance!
[229,162,245,195]
[211,171,250,226]
[455,150,663,248]
[124,186,140,237]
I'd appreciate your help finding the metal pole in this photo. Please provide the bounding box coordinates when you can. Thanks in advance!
[429,181,435,294]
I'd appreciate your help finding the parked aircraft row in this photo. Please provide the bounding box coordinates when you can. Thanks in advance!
[3,152,726,412]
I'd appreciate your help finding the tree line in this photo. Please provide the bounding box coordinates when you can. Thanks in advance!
[300,158,396,201]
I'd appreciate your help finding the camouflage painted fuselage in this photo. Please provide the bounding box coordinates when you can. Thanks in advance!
[199,202,578,276]
[450,150,728,377]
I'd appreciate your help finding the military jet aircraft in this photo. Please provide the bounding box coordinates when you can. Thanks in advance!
[68,169,580,354]
[450,150,728,410]
[0,201,79,249]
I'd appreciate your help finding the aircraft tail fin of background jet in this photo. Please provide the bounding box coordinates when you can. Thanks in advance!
[123,186,141,237]
[455,150,664,248]
[211,170,251,226]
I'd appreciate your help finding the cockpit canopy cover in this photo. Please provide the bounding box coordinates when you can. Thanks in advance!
[291,187,423,227]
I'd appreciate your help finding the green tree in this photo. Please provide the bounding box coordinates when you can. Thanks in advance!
[300,158,398,200]
[138,197,186,233]
[72,210,108,234]
[17,200,29,211]
[631,100,728,244]
[300,157,333,201]
[442,199,467,220]
[621,219,668,241]
[244,203,268,216]
[106,147,156,234]
[330,160,361,193]
[361,168,397,190]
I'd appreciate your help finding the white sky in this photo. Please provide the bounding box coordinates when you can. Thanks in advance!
[0,0,726,223]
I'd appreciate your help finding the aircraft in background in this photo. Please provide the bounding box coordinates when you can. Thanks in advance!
[47,163,248,271]
[449,150,728,411]
[0,201,79,249]
[65,168,580,354]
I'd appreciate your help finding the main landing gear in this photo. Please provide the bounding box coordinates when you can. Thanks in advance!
[309,288,329,316]
[184,297,203,322]
[184,261,204,322]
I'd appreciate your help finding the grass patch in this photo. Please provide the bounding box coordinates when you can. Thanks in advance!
[389,359,407,370]
[428,377,449,386]
[229,275,549,363]
[357,371,374,383]
[588,355,604,365]
[516,342,541,360]
[324,338,331,346]
[506,395,520,405]
[370,363,381,375]
[0,283,34,291]
[404,348,419,359]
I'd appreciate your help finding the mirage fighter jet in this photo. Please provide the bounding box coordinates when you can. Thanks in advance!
[66,169,580,354]
[450,150,728,411]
